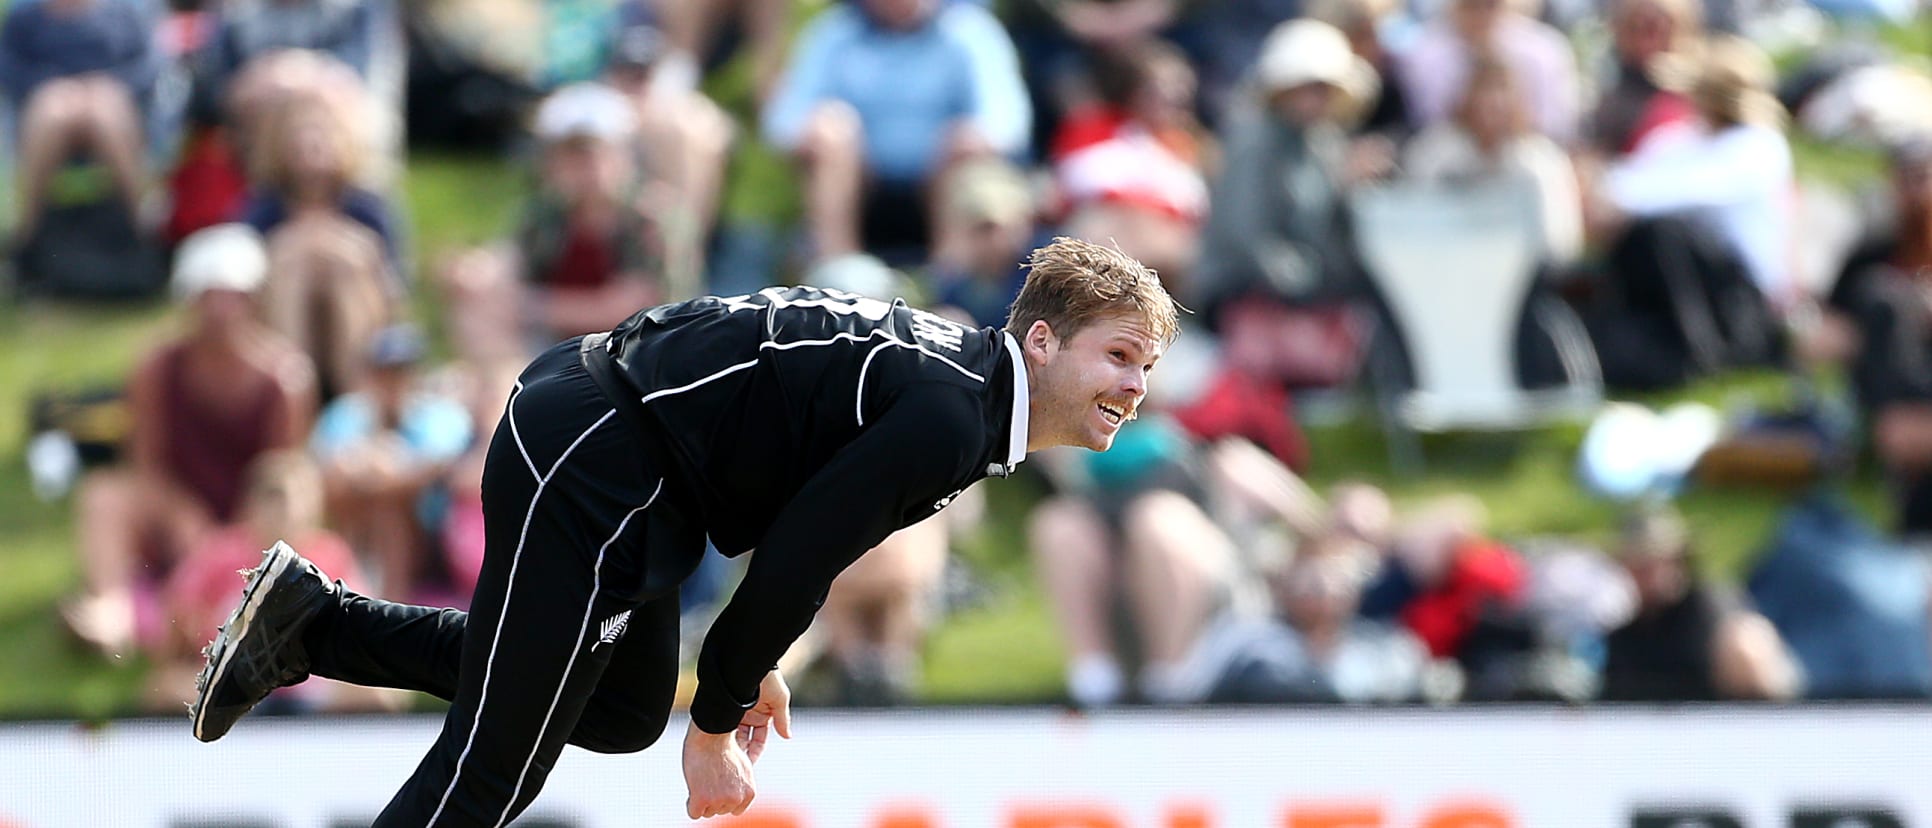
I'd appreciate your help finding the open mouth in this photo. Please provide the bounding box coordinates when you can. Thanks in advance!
[1098,401,1127,426]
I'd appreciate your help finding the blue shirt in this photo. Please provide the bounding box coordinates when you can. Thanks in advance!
[310,391,473,468]
[205,0,382,85]
[0,0,156,113]
[1748,496,1932,699]
[762,3,1030,183]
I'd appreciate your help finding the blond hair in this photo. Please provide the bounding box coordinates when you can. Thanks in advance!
[1004,237,1182,346]
[1692,36,1783,128]
[249,89,366,196]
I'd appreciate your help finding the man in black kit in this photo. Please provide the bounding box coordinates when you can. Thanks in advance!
[189,236,1181,824]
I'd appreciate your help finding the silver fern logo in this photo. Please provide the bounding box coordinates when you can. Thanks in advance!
[593,610,632,650]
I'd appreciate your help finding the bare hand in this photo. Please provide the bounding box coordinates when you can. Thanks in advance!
[683,724,756,819]
[736,670,793,764]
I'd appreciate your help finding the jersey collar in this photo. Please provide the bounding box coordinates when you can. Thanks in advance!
[995,330,1030,476]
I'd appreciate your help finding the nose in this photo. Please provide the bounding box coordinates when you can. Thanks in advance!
[1122,366,1148,399]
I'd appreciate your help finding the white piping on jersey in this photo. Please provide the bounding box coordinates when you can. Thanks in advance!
[850,334,992,426]
[630,328,989,420]
[761,329,985,382]
[507,381,540,480]
[854,341,894,426]
[637,359,759,405]
[430,407,616,827]
[732,287,984,380]
[742,287,897,337]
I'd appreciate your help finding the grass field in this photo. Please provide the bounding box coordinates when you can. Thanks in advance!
[0,126,1904,719]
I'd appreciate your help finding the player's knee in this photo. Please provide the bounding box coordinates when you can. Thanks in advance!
[574,709,670,754]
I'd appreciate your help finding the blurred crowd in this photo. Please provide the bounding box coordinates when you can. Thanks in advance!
[8,0,1932,715]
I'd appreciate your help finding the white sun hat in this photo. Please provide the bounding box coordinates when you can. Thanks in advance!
[1252,18,1381,110]
[171,223,268,301]
[533,82,638,144]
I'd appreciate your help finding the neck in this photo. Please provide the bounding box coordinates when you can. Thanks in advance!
[1023,376,1049,452]
[570,196,619,227]
[189,324,253,357]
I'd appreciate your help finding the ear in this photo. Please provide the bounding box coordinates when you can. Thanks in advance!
[1022,320,1058,365]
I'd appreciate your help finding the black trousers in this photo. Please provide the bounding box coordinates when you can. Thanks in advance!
[303,338,708,826]
[1584,214,1779,391]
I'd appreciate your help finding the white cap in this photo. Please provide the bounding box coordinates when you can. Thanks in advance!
[172,223,268,301]
[1253,18,1379,103]
[533,82,637,144]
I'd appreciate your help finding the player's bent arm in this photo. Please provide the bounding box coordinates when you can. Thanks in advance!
[688,384,988,734]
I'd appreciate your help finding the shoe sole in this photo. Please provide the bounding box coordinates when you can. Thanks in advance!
[190,540,298,742]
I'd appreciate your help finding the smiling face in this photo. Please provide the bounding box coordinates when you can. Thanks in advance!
[1003,236,1181,452]
[1021,313,1163,452]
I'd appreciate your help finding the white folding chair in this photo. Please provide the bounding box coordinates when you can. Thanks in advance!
[1349,181,1602,467]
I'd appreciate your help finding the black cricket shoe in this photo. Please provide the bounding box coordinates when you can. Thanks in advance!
[189,540,337,742]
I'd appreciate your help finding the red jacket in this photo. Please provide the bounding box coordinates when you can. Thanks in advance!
[1402,539,1528,658]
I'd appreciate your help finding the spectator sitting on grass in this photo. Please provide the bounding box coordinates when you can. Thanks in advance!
[1401,54,1582,267]
[761,0,1031,263]
[1193,19,1392,395]
[1028,347,1352,707]
[1397,0,1581,142]
[245,83,401,400]
[1050,38,1209,294]
[1601,504,1801,701]
[200,0,389,87]
[600,15,736,298]
[1747,496,1930,699]
[925,157,1039,328]
[61,224,316,657]
[310,323,473,601]
[1575,36,1790,390]
[1809,137,1932,536]
[1027,410,1252,708]
[1169,532,1429,704]
[1358,497,1528,670]
[1584,0,1704,159]
[438,82,666,354]
[198,0,404,181]
[1,0,158,245]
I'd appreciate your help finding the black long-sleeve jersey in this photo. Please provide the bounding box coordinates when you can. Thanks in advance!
[585,285,1028,732]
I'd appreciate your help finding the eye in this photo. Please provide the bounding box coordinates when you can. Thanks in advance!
[1109,350,1128,362]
